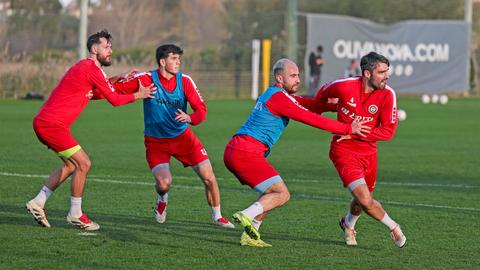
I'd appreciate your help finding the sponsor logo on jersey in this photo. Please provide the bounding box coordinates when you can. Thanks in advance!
[254,101,263,111]
[347,97,356,107]
[368,105,378,114]
[354,115,374,122]
[156,98,182,108]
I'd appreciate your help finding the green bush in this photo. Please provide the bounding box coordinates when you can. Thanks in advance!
[113,48,154,66]
[31,50,75,63]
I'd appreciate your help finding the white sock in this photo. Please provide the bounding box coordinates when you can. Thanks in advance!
[345,211,360,229]
[69,196,83,218]
[157,193,168,204]
[252,218,263,230]
[33,186,53,208]
[380,213,397,230]
[211,206,222,221]
[242,202,264,220]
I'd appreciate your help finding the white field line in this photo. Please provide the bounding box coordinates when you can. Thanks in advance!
[4,171,476,189]
[1,171,479,212]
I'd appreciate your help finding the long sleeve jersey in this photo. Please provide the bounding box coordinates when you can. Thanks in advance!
[113,70,206,126]
[296,77,398,155]
[35,59,136,126]
[236,84,352,155]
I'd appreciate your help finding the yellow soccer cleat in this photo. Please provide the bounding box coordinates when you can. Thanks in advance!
[240,232,272,248]
[232,211,260,240]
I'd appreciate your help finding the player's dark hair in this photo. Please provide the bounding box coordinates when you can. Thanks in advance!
[156,44,183,66]
[317,45,323,52]
[87,30,112,52]
[360,51,389,76]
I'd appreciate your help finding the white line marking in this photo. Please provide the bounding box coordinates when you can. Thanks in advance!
[2,171,476,189]
[77,232,97,236]
[2,171,479,212]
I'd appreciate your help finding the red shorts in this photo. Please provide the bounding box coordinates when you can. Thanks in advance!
[144,128,208,169]
[329,148,377,192]
[224,135,281,192]
[33,118,79,154]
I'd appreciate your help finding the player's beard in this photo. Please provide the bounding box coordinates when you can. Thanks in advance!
[369,77,386,90]
[97,55,112,67]
[284,82,300,94]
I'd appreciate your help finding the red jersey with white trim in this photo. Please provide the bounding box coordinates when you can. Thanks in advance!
[35,59,135,126]
[301,77,398,155]
[113,70,206,125]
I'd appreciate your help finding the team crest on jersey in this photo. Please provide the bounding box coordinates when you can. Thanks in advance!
[368,105,378,114]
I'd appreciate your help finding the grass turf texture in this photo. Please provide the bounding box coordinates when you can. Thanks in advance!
[0,97,479,269]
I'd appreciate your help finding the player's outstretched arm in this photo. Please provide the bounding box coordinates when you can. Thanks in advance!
[109,68,140,84]
[267,92,351,135]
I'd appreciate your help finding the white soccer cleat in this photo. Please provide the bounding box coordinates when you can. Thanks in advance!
[390,224,406,248]
[67,213,100,231]
[213,217,235,229]
[154,201,167,224]
[339,216,357,246]
[26,200,51,228]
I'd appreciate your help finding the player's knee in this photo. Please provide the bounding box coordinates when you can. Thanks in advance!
[201,174,216,187]
[357,196,374,210]
[77,158,91,172]
[283,190,291,204]
[156,178,171,192]
[278,189,290,205]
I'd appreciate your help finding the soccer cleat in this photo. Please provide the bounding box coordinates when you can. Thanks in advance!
[154,201,167,224]
[339,216,357,246]
[26,200,51,228]
[240,232,272,248]
[390,224,407,248]
[67,213,100,231]
[213,217,235,228]
[232,211,260,240]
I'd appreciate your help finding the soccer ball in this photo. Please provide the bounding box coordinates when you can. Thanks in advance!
[439,94,448,105]
[421,94,430,104]
[431,94,439,104]
[397,109,407,121]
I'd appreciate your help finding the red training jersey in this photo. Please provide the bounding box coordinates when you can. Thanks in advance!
[35,59,136,126]
[296,77,398,155]
[112,70,206,126]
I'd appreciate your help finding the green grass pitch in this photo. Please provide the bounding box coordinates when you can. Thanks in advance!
[0,97,479,269]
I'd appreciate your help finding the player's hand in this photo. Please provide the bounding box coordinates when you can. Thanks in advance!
[350,120,371,137]
[134,81,156,100]
[336,135,352,142]
[109,69,140,84]
[86,90,93,99]
[122,68,140,81]
[175,109,191,123]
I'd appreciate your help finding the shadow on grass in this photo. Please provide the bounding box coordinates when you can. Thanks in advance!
[0,202,375,250]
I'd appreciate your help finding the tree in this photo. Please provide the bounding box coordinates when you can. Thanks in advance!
[6,0,64,54]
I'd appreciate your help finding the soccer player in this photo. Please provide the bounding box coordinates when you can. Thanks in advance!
[296,51,407,248]
[26,30,155,230]
[112,44,234,229]
[224,58,371,247]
